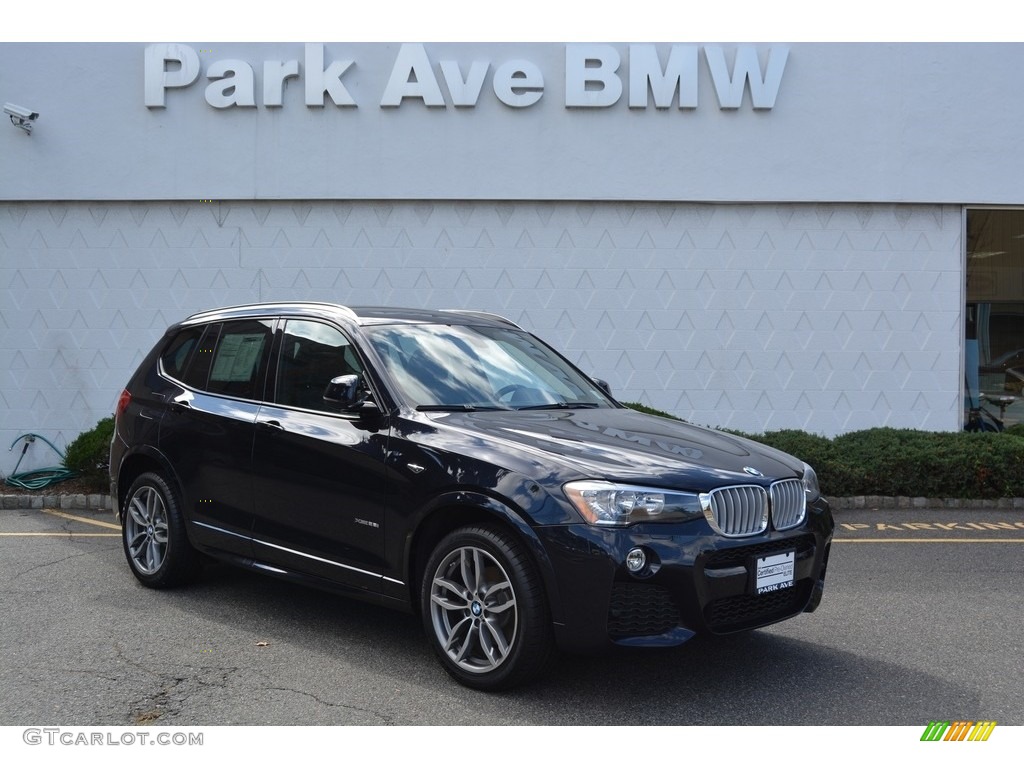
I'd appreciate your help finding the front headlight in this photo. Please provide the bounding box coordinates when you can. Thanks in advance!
[802,461,821,502]
[564,480,704,527]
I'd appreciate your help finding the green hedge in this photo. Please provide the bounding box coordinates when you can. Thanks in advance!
[62,416,114,490]
[622,403,1024,499]
[764,428,1024,499]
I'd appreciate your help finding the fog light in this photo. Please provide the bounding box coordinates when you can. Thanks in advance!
[625,548,646,573]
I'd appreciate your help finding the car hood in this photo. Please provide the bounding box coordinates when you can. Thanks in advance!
[422,407,804,490]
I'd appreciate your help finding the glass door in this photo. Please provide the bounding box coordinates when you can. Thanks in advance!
[965,208,1024,430]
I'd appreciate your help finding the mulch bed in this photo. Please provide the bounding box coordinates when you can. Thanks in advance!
[2,477,107,496]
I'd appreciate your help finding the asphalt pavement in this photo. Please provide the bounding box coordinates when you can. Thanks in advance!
[0,504,1021,726]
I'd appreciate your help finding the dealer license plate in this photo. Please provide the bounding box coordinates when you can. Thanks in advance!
[755,551,794,594]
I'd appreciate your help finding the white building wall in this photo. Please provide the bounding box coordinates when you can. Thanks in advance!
[0,199,962,467]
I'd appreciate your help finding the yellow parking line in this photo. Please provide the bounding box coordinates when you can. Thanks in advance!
[41,509,121,530]
[834,538,1024,543]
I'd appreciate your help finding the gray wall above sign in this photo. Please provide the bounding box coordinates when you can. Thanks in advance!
[2,42,1022,203]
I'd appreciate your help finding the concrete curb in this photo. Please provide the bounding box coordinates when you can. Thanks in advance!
[2,492,1023,513]
[1,493,114,511]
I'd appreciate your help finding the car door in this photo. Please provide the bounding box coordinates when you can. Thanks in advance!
[158,318,275,556]
[249,318,389,596]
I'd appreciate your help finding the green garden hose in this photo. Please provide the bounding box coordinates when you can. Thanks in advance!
[4,434,78,490]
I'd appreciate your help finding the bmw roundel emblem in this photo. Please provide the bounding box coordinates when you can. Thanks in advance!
[743,466,763,477]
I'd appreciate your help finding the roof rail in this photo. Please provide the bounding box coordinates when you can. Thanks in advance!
[440,309,523,330]
[184,302,358,323]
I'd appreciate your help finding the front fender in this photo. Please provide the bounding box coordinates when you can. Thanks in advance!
[403,489,567,627]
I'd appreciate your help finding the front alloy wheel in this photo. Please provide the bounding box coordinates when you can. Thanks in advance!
[430,545,518,674]
[422,525,552,690]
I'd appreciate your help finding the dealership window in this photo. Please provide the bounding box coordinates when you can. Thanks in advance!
[965,209,1024,430]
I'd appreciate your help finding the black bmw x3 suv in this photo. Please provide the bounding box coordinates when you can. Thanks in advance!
[110,302,833,690]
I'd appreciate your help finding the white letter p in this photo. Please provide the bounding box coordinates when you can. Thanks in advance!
[145,44,200,108]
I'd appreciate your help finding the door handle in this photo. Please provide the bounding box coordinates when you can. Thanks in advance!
[257,419,284,430]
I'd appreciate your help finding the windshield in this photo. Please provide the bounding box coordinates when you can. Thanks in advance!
[364,323,615,411]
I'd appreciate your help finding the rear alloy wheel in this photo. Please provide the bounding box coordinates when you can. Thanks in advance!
[422,525,552,690]
[122,471,198,588]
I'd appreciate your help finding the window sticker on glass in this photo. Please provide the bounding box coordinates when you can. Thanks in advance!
[211,333,266,382]
[755,551,794,594]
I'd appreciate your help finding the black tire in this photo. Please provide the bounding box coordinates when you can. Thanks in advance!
[421,525,553,691]
[121,471,199,588]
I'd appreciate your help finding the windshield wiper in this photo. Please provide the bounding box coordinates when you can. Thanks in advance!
[515,401,603,410]
[416,404,512,412]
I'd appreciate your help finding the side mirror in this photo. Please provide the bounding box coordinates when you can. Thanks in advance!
[323,374,362,407]
[592,377,612,397]
[324,374,381,418]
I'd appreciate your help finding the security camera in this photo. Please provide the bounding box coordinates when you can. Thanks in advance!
[4,103,39,134]
[5,103,38,120]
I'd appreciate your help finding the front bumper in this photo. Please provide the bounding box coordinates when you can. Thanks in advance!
[538,498,833,653]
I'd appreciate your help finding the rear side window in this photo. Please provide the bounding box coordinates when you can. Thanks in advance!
[171,320,274,399]
[204,319,274,400]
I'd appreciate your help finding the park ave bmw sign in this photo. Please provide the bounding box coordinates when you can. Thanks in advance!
[144,43,789,111]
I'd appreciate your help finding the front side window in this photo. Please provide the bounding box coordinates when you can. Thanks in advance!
[273,319,365,413]
[365,323,613,410]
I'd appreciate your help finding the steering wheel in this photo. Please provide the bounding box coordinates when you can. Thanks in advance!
[495,384,531,403]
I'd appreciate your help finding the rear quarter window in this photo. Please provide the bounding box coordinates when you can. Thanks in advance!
[160,326,205,381]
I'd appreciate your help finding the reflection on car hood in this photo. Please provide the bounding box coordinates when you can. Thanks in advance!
[426,407,803,488]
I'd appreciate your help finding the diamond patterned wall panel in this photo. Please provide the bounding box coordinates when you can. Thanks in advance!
[0,201,962,470]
